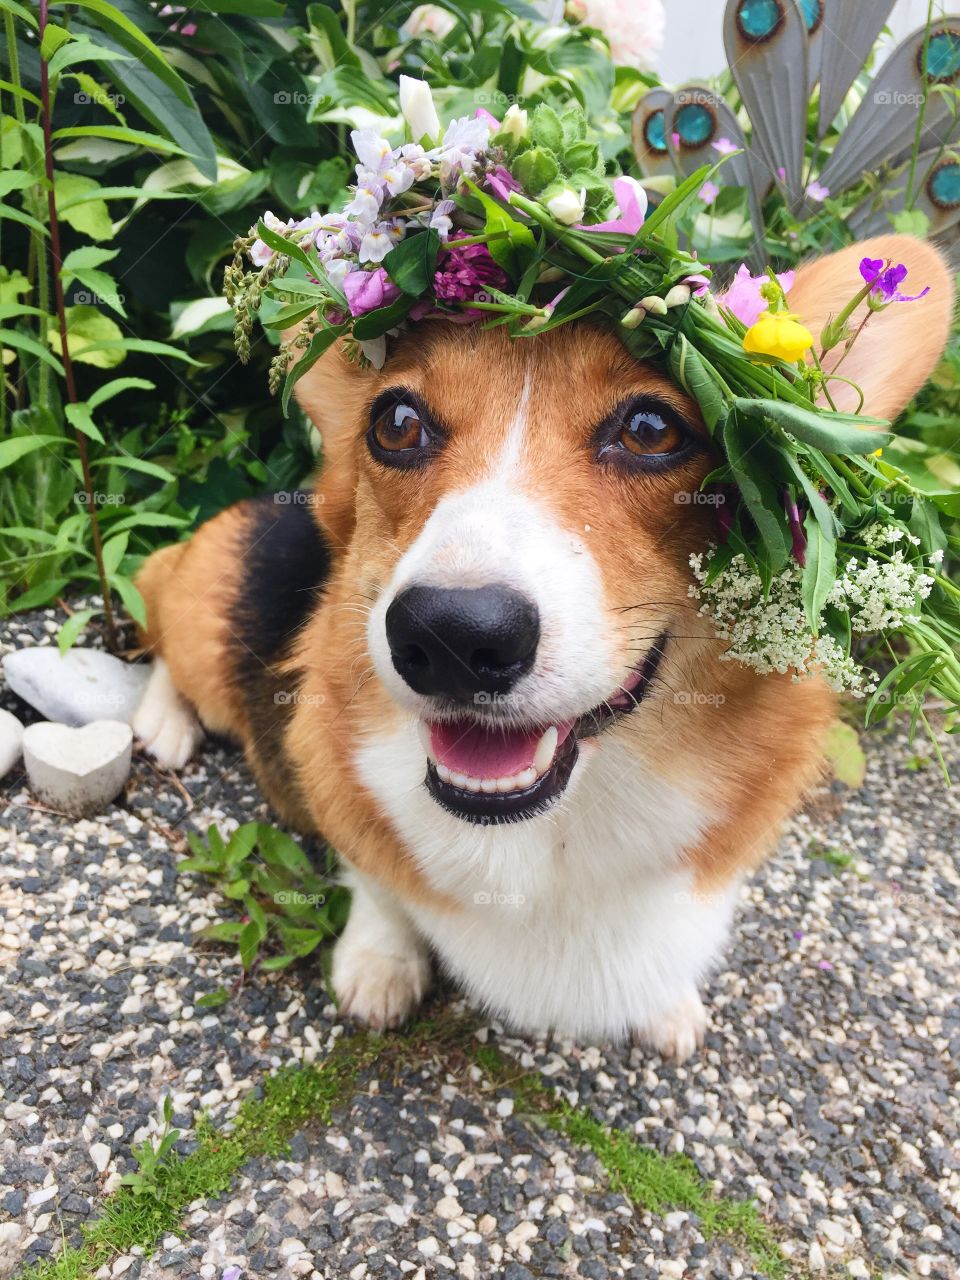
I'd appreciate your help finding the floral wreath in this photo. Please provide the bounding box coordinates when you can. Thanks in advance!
[225,79,960,755]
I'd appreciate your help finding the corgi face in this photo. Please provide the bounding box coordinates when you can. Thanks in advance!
[335,322,720,824]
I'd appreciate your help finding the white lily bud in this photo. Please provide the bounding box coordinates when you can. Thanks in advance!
[621,306,647,329]
[639,295,668,316]
[664,284,692,309]
[501,103,529,141]
[399,76,441,144]
[546,186,586,225]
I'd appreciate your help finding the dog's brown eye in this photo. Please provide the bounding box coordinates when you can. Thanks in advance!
[372,402,427,453]
[619,409,685,457]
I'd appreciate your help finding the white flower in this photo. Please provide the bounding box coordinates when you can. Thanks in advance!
[351,128,392,175]
[322,256,351,290]
[546,186,586,225]
[360,336,388,369]
[399,75,442,143]
[402,4,457,40]
[575,0,665,71]
[429,198,456,239]
[343,183,383,227]
[248,210,289,267]
[381,160,417,196]
[501,103,529,141]
[399,142,436,181]
[359,228,395,263]
[439,114,490,186]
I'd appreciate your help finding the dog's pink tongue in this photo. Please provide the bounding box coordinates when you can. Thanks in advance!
[429,720,570,778]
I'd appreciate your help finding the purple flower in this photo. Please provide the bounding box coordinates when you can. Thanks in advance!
[222,1269,242,1280]
[859,257,930,304]
[486,166,522,203]
[722,264,795,327]
[343,267,401,316]
[433,244,507,303]
[684,273,712,297]
[785,492,805,566]
[699,180,720,206]
[712,136,738,155]
[805,180,830,202]
[580,176,648,240]
[475,106,500,130]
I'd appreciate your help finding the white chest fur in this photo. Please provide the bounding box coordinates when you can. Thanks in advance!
[354,719,738,1041]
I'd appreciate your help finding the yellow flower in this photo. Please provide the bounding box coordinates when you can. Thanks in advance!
[743,309,814,362]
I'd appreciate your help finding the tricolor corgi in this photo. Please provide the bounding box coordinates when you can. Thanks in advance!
[133,235,951,1057]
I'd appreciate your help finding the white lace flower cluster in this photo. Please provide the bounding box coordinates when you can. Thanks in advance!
[689,524,936,694]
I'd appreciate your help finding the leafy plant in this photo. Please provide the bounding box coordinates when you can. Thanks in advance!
[178,821,349,997]
[119,1095,180,1202]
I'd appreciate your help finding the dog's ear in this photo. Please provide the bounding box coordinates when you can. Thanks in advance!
[293,340,378,552]
[787,234,954,421]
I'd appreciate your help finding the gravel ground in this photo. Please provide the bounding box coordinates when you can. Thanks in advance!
[2,607,959,1280]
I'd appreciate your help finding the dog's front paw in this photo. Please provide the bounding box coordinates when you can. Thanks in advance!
[332,940,430,1030]
[634,989,707,1063]
[132,659,203,771]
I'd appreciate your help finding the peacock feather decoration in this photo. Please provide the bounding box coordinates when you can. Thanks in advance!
[632,1,960,267]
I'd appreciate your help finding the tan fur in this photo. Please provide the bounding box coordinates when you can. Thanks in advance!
[137,235,953,919]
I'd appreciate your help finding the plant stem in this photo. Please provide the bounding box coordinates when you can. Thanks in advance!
[906,0,935,208]
[508,193,607,265]
[37,0,118,650]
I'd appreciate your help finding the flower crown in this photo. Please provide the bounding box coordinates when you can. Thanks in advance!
[225,80,960,754]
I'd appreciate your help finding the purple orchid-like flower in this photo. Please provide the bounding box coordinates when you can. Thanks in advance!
[433,244,508,307]
[486,166,522,203]
[684,273,712,297]
[579,176,648,242]
[859,257,930,304]
[343,267,401,317]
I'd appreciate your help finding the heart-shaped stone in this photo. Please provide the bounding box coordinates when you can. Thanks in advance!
[3,647,150,728]
[22,720,133,817]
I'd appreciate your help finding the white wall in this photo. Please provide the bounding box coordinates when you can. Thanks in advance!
[658,0,937,84]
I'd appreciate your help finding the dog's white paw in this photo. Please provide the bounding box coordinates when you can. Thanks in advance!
[635,990,707,1063]
[132,658,203,771]
[332,941,430,1030]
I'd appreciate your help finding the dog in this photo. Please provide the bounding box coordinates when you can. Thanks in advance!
[133,235,952,1057]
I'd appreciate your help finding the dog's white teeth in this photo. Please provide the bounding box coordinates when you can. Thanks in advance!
[417,721,436,763]
[450,771,468,789]
[436,762,452,784]
[480,778,498,794]
[515,766,537,790]
[533,725,559,775]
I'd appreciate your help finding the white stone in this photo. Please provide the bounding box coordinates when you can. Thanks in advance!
[90,1142,112,1173]
[436,1197,461,1220]
[3,647,150,727]
[23,720,132,817]
[0,708,23,778]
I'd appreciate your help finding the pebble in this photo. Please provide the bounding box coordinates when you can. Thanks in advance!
[3,645,150,726]
[0,707,23,778]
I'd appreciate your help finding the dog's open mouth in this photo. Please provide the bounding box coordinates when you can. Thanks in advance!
[419,636,667,824]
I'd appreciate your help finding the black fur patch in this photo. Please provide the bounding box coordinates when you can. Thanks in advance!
[228,493,332,823]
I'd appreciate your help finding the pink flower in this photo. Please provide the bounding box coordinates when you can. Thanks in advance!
[722,264,795,327]
[699,180,720,206]
[475,106,500,130]
[684,273,711,297]
[805,180,830,202]
[580,176,648,239]
[486,166,521,203]
[343,267,401,316]
[433,244,508,305]
[574,0,665,71]
[712,136,738,155]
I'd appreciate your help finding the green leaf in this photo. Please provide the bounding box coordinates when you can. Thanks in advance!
[0,202,49,237]
[280,324,345,415]
[67,268,127,317]
[62,246,119,272]
[306,2,361,69]
[65,402,106,443]
[384,229,441,297]
[55,174,113,241]
[51,0,193,106]
[87,376,155,411]
[111,574,147,627]
[52,125,189,157]
[226,822,259,865]
[48,37,134,79]
[0,172,38,199]
[224,878,251,899]
[41,21,75,60]
[0,79,41,107]
[822,721,866,788]
[531,104,563,153]
[76,337,203,366]
[666,333,727,431]
[722,408,793,577]
[196,987,231,1008]
[800,512,836,633]
[0,330,65,375]
[11,578,70,610]
[58,608,97,655]
[0,0,38,29]
[512,147,560,195]
[238,919,262,970]
[199,921,245,942]
[91,455,176,482]
[734,397,890,456]
[255,219,316,274]
[257,825,314,876]
[350,294,414,342]
[463,178,536,276]
[101,532,128,576]
[259,954,297,971]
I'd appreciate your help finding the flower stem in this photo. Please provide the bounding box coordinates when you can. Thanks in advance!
[37,0,118,651]
[507,193,607,266]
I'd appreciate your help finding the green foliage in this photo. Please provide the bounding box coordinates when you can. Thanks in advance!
[177,821,349,989]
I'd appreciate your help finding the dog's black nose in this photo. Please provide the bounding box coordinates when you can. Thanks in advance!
[386,585,540,701]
